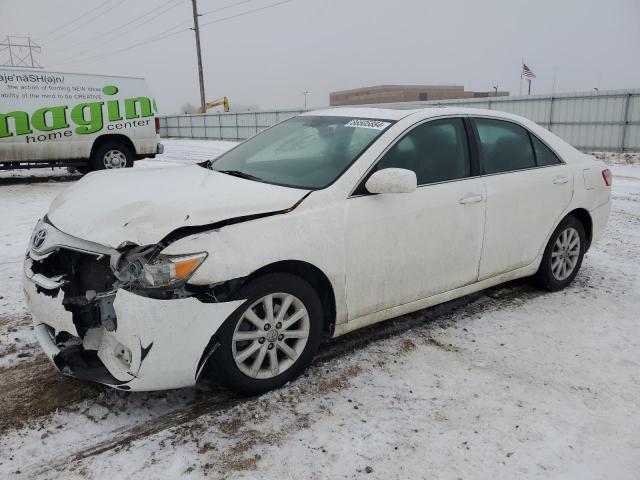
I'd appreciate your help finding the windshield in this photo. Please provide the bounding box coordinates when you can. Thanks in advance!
[208,116,393,189]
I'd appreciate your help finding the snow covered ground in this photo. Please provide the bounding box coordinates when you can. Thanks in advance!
[0,140,639,479]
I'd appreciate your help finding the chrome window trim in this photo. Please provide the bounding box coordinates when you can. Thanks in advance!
[347,114,568,198]
[470,115,566,173]
[348,175,481,199]
[478,162,566,178]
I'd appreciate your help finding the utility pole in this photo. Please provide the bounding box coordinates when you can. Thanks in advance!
[0,35,42,68]
[190,0,206,113]
[302,91,310,109]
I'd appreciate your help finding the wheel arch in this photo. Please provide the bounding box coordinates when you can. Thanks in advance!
[90,134,137,159]
[566,208,593,250]
[245,260,337,337]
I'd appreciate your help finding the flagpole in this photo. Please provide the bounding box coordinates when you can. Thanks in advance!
[528,78,532,95]
[519,58,523,96]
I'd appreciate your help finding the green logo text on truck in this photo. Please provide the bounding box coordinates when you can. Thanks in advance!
[0,85,158,142]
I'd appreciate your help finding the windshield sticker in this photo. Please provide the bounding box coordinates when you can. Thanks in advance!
[344,119,391,130]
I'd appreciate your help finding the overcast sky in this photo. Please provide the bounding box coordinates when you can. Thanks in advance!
[1,0,639,113]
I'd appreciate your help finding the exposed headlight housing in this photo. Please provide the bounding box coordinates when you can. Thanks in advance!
[137,252,208,288]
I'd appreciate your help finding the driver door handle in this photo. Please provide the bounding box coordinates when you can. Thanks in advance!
[459,193,484,205]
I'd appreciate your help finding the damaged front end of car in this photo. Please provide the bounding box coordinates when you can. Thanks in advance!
[23,217,245,391]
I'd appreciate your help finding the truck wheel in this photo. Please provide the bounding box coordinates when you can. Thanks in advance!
[90,143,134,171]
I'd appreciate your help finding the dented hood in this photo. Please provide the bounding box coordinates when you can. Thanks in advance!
[48,165,309,248]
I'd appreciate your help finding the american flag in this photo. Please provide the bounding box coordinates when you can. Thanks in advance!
[522,63,536,78]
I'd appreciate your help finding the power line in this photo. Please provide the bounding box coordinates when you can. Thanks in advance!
[48,0,257,65]
[50,28,191,67]
[200,0,257,16]
[42,0,129,45]
[39,0,257,49]
[50,15,194,67]
[200,0,295,27]
[49,0,299,68]
[122,0,263,36]
[37,0,113,41]
[48,0,183,54]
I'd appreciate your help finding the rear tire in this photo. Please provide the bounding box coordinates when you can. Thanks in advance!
[536,215,586,291]
[209,273,323,395]
[89,142,134,171]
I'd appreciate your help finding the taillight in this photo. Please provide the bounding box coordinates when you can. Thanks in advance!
[602,168,612,187]
[154,117,160,134]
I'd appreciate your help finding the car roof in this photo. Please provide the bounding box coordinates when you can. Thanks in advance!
[299,105,582,161]
[301,105,526,123]
[300,107,418,120]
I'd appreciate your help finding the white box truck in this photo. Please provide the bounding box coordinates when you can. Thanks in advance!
[0,68,163,172]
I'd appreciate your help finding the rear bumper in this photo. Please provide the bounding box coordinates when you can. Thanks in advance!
[24,265,243,391]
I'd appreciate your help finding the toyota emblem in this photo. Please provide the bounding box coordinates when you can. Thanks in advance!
[32,229,48,250]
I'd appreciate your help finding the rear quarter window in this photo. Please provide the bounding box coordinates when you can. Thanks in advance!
[530,134,562,166]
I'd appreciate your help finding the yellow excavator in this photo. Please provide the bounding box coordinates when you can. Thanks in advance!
[197,96,230,113]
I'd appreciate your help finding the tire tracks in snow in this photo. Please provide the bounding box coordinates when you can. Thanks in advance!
[22,280,541,477]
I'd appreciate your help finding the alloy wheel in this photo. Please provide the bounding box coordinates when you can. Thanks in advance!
[551,226,580,281]
[232,293,310,379]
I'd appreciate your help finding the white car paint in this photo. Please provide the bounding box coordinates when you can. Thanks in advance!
[345,176,487,319]
[364,167,417,194]
[24,106,611,391]
[48,164,308,248]
[479,165,574,279]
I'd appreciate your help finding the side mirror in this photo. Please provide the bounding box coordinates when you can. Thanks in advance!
[365,168,417,194]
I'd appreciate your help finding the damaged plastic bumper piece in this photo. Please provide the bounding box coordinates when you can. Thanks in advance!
[24,266,244,391]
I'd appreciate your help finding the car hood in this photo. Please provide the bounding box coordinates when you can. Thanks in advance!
[48,165,309,248]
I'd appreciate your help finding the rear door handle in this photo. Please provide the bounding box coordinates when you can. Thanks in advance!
[553,176,569,185]
[459,193,484,205]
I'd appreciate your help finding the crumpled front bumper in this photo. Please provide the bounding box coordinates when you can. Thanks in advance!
[24,267,244,391]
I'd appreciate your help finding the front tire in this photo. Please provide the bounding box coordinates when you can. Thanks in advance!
[90,142,134,171]
[536,215,586,291]
[210,273,324,395]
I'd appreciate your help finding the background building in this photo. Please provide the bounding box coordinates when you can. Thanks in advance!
[329,84,509,106]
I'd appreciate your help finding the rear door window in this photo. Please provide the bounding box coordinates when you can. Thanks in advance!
[475,118,536,174]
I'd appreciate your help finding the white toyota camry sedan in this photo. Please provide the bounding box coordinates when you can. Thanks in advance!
[24,106,611,393]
